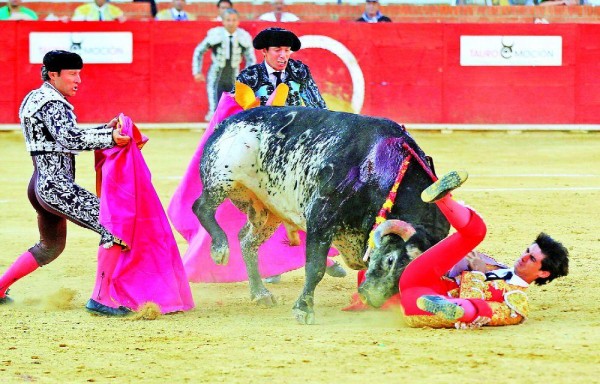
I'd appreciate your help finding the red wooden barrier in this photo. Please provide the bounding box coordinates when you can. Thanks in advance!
[1,21,599,124]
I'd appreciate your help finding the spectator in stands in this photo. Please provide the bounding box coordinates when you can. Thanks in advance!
[193,8,256,121]
[0,0,38,20]
[356,0,391,23]
[156,0,195,20]
[213,0,232,22]
[72,0,126,22]
[258,0,300,22]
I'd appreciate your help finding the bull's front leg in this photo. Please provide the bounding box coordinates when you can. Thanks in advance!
[293,229,333,325]
[193,193,229,265]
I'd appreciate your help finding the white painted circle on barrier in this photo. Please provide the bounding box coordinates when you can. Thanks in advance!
[298,35,365,114]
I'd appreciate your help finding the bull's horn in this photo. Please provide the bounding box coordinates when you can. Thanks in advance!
[373,220,416,247]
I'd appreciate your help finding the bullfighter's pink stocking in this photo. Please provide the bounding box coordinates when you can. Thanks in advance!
[91,245,122,307]
[0,251,39,297]
[435,194,472,230]
[446,297,477,322]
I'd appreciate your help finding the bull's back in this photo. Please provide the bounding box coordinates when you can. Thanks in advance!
[218,107,408,162]
[202,107,412,226]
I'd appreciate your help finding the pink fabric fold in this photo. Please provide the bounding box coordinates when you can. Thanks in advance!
[95,114,195,313]
[168,93,337,283]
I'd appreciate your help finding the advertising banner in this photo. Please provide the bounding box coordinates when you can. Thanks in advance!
[460,35,562,67]
[29,32,133,64]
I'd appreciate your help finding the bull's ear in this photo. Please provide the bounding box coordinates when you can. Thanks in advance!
[266,83,289,107]
[234,81,260,110]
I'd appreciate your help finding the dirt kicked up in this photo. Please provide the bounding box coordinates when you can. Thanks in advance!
[0,130,598,383]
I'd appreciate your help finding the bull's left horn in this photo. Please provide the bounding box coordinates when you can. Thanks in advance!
[373,220,416,248]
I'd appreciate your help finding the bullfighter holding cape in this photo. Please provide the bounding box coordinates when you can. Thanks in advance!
[0,50,192,316]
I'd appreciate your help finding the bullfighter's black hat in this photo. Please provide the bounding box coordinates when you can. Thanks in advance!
[253,27,301,51]
[42,50,83,72]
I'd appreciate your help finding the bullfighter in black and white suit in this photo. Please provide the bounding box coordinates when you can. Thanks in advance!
[235,27,327,109]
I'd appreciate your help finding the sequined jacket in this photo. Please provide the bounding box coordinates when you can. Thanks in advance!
[404,255,530,328]
[235,60,327,109]
[451,270,529,326]
[19,82,114,154]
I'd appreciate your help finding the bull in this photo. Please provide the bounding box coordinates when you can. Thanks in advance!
[194,106,450,324]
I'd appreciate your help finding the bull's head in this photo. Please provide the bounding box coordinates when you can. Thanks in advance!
[358,220,433,308]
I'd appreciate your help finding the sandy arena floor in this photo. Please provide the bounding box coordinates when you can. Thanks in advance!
[0,129,599,383]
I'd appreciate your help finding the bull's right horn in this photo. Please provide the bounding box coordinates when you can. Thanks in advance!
[373,220,416,248]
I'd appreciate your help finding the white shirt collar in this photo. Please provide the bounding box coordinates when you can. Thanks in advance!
[265,63,278,75]
[494,268,529,288]
[265,64,286,86]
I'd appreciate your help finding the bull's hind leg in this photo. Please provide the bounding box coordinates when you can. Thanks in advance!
[193,191,230,265]
[237,200,281,307]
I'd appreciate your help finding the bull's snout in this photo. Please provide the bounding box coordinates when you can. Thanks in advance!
[358,279,393,308]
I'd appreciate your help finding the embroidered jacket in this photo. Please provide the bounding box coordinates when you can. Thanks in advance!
[19,82,114,154]
[192,27,255,73]
[451,270,529,326]
[404,254,530,328]
[235,60,327,109]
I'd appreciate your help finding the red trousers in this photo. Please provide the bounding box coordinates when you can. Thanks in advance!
[399,207,487,315]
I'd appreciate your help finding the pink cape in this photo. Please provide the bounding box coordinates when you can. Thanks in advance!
[168,93,336,283]
[95,114,195,313]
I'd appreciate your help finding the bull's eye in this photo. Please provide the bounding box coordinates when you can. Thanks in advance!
[387,256,395,266]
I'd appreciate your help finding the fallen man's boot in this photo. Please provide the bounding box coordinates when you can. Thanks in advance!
[421,170,468,203]
[416,295,465,321]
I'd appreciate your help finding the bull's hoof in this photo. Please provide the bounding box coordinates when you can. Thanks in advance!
[325,261,346,278]
[252,291,277,307]
[210,244,230,265]
[263,275,282,284]
[292,308,315,325]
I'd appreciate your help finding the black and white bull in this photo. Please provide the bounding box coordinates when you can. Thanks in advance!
[194,106,450,324]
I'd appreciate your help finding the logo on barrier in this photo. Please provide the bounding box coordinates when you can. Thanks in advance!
[460,35,562,66]
[29,32,133,64]
[70,34,84,53]
[500,37,514,59]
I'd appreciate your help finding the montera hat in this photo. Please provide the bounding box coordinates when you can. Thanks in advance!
[43,50,83,72]
[253,27,301,51]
